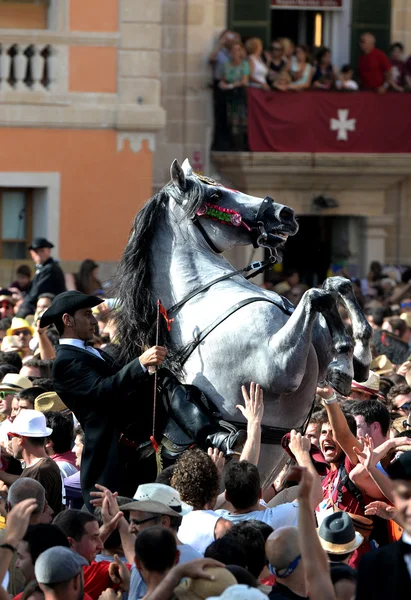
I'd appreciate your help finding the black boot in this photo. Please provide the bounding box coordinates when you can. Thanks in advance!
[159,370,246,456]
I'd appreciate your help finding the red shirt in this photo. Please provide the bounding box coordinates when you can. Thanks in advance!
[14,590,93,600]
[358,48,391,89]
[83,561,113,600]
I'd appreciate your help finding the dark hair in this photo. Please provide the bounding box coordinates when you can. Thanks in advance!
[0,364,19,378]
[229,522,266,579]
[225,565,258,588]
[345,400,390,436]
[395,429,411,440]
[247,519,273,542]
[53,509,97,542]
[74,425,84,445]
[155,465,175,486]
[31,378,54,392]
[37,293,55,302]
[0,350,22,370]
[327,551,352,562]
[386,317,408,338]
[224,461,260,510]
[371,307,389,328]
[316,46,331,63]
[341,64,352,74]
[23,524,69,564]
[388,383,411,403]
[401,268,411,284]
[75,259,101,296]
[317,409,357,437]
[17,265,31,278]
[171,447,220,510]
[24,359,53,378]
[330,563,357,583]
[17,387,47,407]
[0,318,12,331]
[26,436,46,448]
[296,44,311,62]
[390,42,404,53]
[205,536,248,568]
[45,411,74,454]
[134,527,177,573]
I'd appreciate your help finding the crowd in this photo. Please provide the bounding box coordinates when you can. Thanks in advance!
[210,30,411,150]
[0,235,409,600]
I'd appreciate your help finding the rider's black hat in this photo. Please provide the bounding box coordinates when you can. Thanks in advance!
[29,237,54,251]
[39,291,103,328]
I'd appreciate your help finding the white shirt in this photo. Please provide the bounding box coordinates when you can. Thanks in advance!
[59,338,105,361]
[216,501,299,529]
[403,531,411,578]
[178,509,221,555]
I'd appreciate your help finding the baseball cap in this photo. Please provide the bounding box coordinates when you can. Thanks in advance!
[35,546,87,584]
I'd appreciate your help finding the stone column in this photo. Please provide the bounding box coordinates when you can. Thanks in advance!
[364,216,394,268]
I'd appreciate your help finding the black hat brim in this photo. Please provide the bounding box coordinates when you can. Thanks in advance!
[28,238,54,251]
[40,291,104,328]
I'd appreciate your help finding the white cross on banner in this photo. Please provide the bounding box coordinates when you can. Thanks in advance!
[330,109,356,141]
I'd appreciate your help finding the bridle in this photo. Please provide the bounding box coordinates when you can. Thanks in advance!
[192,195,278,253]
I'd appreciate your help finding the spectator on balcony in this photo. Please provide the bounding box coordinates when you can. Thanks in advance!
[219,42,249,150]
[272,70,292,92]
[209,30,241,83]
[279,37,295,62]
[335,64,359,91]
[245,38,269,89]
[312,47,336,90]
[390,42,406,90]
[265,39,287,86]
[286,45,313,91]
[358,32,392,93]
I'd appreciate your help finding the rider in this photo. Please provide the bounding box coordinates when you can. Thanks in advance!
[40,291,245,507]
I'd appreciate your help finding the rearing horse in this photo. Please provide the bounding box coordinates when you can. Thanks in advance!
[115,159,372,485]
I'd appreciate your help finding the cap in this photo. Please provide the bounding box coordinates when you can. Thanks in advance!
[29,238,54,251]
[40,291,104,328]
[35,546,87,584]
[121,483,193,517]
[9,409,53,437]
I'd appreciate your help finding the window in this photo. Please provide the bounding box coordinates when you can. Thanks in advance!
[0,189,32,259]
[0,0,49,30]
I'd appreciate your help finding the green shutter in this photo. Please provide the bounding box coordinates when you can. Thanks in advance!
[228,0,271,48]
[350,0,392,71]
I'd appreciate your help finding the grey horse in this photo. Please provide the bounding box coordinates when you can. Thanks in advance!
[115,158,372,486]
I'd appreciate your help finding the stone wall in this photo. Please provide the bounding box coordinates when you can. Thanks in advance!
[153,0,227,189]
[392,0,411,55]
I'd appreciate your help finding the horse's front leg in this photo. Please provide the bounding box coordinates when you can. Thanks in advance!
[268,288,336,394]
[323,277,372,383]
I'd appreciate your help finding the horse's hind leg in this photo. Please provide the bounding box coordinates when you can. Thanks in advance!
[323,277,372,383]
[319,298,354,397]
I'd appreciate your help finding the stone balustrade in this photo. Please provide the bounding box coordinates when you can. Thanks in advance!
[0,42,56,91]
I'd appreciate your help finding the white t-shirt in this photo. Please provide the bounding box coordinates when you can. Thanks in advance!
[178,509,222,555]
[216,501,299,529]
[129,543,201,599]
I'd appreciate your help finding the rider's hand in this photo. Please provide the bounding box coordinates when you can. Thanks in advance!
[139,346,168,368]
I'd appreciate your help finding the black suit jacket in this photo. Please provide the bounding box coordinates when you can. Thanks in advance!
[18,257,66,317]
[52,344,150,507]
[356,540,411,600]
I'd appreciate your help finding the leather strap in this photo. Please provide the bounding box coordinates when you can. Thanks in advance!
[180,296,292,365]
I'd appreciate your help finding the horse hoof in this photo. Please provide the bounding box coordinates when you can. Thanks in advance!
[326,368,352,397]
[352,357,370,384]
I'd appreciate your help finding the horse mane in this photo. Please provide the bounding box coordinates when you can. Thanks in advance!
[113,178,207,370]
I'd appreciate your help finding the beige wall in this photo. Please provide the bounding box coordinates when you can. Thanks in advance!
[154,0,227,189]
[392,0,411,55]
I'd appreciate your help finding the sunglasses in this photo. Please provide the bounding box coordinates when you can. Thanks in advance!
[401,302,411,308]
[398,403,411,412]
[0,391,15,400]
[7,432,21,441]
[130,515,160,526]
[15,330,31,336]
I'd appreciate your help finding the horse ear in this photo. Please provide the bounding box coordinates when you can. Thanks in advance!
[182,159,193,177]
[170,159,186,190]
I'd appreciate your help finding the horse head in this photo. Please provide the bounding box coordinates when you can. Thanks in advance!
[170,158,299,258]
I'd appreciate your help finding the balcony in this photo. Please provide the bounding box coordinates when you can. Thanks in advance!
[0,42,56,92]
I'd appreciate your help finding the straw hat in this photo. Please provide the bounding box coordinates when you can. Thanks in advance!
[351,370,384,399]
[174,567,237,600]
[400,312,411,328]
[6,318,35,337]
[370,355,395,376]
[120,483,193,517]
[34,392,69,413]
[0,374,32,392]
[317,512,364,554]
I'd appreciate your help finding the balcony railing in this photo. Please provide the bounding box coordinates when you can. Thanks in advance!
[0,42,56,91]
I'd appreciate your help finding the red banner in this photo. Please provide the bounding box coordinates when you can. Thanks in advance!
[247,89,411,153]
[271,0,342,7]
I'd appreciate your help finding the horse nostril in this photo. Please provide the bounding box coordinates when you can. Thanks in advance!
[279,206,294,222]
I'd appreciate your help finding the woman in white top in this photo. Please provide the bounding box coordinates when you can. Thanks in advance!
[287,44,313,91]
[245,37,269,89]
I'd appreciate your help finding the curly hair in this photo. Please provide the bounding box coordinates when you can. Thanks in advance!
[170,447,220,510]
[387,383,411,402]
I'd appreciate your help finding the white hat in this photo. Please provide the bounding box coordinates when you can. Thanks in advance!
[9,409,52,437]
[207,585,268,600]
[120,483,192,517]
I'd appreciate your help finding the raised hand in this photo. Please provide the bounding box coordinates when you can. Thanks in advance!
[237,382,264,424]
[108,554,130,592]
[90,483,119,510]
[353,434,376,471]
[289,429,311,457]
[207,447,225,476]
[364,501,396,521]
[4,498,38,547]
